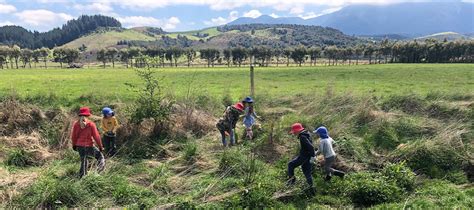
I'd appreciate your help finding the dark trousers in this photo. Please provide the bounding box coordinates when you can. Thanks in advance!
[324,156,344,176]
[77,146,105,178]
[103,135,117,156]
[288,155,313,187]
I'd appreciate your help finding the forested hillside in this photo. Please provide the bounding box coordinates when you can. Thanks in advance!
[0,15,121,49]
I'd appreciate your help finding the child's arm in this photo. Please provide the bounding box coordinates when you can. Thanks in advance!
[113,117,119,133]
[100,119,107,134]
[91,123,104,151]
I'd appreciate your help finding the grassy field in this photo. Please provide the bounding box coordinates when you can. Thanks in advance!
[1,64,473,103]
[1,63,472,208]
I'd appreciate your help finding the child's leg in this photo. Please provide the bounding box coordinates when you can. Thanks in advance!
[301,158,313,187]
[219,130,227,146]
[93,147,105,172]
[246,126,253,140]
[287,156,304,184]
[110,136,117,156]
[103,136,110,156]
[229,129,235,146]
[78,147,88,178]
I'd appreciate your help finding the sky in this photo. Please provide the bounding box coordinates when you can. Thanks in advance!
[0,0,471,32]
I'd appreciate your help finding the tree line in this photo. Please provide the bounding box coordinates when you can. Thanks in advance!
[0,39,472,69]
[0,15,121,49]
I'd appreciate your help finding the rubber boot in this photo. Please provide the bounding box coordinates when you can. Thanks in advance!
[287,176,296,186]
[305,186,316,197]
[324,174,332,181]
[334,171,345,179]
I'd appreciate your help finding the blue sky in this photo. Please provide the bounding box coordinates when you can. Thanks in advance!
[0,0,470,32]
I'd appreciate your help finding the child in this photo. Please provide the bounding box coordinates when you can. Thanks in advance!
[71,107,105,178]
[288,123,316,196]
[313,126,345,181]
[101,107,119,157]
[216,102,244,147]
[242,96,259,140]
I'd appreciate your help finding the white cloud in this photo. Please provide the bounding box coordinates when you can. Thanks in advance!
[118,16,181,30]
[103,0,426,11]
[204,10,239,26]
[0,3,16,13]
[243,9,262,18]
[269,13,280,18]
[14,9,73,27]
[290,7,304,15]
[0,21,14,26]
[73,3,114,14]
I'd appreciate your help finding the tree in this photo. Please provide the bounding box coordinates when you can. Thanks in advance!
[354,45,364,65]
[223,48,232,67]
[11,45,21,69]
[364,44,375,64]
[0,46,9,69]
[308,47,321,66]
[273,48,282,66]
[165,48,173,67]
[231,47,247,67]
[119,48,130,68]
[171,48,183,67]
[20,48,33,68]
[32,49,41,68]
[200,48,220,67]
[53,48,66,68]
[283,49,292,66]
[63,48,79,64]
[291,47,307,67]
[185,48,196,67]
[39,47,50,68]
[106,47,118,68]
[128,47,141,67]
[97,49,107,68]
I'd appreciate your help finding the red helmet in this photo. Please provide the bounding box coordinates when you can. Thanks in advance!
[290,123,305,135]
[78,107,92,116]
[233,102,245,112]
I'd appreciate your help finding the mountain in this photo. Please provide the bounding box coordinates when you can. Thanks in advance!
[227,2,474,36]
[228,15,306,25]
[0,15,121,49]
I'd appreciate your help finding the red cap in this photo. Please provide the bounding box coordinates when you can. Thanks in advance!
[233,102,244,112]
[290,123,305,135]
[78,107,91,116]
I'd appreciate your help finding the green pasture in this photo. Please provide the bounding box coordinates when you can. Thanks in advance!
[1,64,473,102]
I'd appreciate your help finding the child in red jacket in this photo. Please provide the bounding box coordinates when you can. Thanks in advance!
[71,107,105,178]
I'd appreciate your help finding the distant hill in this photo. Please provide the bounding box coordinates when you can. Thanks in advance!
[228,2,474,36]
[416,32,474,41]
[63,24,362,51]
[0,15,121,49]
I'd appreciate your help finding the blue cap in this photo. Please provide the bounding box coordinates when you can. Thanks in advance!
[243,96,254,103]
[102,107,114,116]
[313,126,329,138]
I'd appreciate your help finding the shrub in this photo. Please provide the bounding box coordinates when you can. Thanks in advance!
[368,121,400,150]
[381,94,426,114]
[14,176,89,208]
[183,142,198,162]
[5,148,35,167]
[127,67,172,126]
[395,142,464,179]
[445,170,468,184]
[347,172,403,206]
[381,162,416,191]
